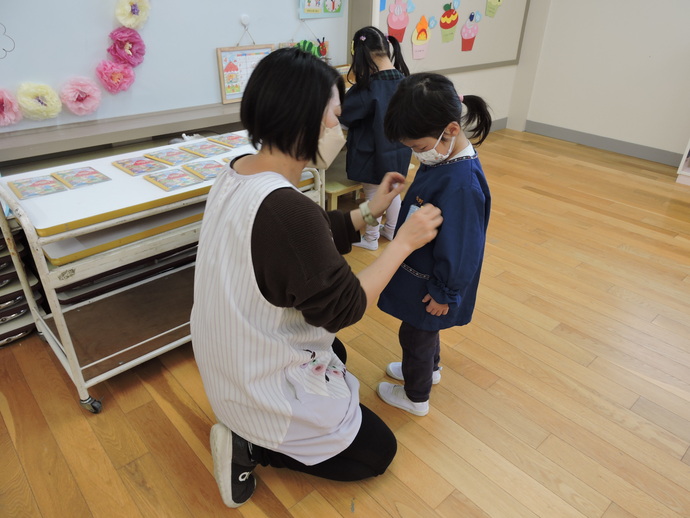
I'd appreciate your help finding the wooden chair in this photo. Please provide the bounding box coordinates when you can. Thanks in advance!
[324,148,362,210]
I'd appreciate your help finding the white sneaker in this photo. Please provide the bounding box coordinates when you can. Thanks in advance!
[379,226,395,241]
[386,362,441,384]
[210,423,257,508]
[377,382,429,416]
[352,236,378,251]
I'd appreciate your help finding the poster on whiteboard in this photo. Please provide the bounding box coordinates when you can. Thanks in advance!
[299,0,345,19]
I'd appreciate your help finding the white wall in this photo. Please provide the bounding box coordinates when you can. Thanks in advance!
[412,0,690,160]
[525,0,690,155]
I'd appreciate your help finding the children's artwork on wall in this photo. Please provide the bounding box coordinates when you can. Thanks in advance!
[299,0,344,19]
[411,16,431,60]
[378,0,530,74]
[460,10,482,51]
[439,2,459,43]
[485,0,503,18]
[216,45,274,104]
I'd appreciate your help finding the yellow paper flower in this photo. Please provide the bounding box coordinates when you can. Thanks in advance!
[17,83,62,120]
[116,0,150,30]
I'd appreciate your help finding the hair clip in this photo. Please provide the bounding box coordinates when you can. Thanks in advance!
[359,35,366,41]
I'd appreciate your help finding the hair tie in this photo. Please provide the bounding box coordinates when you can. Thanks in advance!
[459,94,464,103]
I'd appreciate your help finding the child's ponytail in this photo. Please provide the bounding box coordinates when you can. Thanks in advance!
[386,35,410,77]
[461,95,491,146]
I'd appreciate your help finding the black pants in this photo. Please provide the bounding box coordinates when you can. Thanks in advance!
[250,338,397,481]
[399,321,440,402]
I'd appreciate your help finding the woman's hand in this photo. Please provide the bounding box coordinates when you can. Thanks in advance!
[355,203,442,307]
[393,204,443,252]
[368,172,406,218]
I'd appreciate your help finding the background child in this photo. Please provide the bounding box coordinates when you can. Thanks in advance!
[376,72,492,416]
[339,26,412,251]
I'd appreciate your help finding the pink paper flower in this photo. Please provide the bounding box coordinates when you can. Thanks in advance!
[0,89,22,126]
[107,27,146,67]
[60,77,102,115]
[96,60,135,94]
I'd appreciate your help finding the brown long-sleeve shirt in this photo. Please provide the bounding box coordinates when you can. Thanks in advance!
[251,187,367,333]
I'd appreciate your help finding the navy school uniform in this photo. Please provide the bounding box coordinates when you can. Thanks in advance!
[339,69,412,184]
[378,153,491,332]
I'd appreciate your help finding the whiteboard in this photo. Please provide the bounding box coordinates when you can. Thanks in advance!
[0,1,349,135]
[378,0,529,75]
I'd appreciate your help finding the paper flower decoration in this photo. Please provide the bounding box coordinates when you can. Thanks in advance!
[107,27,146,67]
[60,77,102,115]
[115,0,150,30]
[17,83,62,120]
[96,60,135,94]
[0,89,23,127]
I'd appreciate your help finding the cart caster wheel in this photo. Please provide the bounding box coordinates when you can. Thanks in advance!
[80,397,103,414]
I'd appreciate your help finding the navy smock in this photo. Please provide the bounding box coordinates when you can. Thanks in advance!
[378,154,491,331]
[339,70,412,184]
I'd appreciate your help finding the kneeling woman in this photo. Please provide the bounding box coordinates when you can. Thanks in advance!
[191,47,442,508]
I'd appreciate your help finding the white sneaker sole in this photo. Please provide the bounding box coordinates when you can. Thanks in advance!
[386,362,441,384]
[377,382,429,416]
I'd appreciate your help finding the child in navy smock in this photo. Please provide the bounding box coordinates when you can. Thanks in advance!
[339,26,411,251]
[377,73,492,416]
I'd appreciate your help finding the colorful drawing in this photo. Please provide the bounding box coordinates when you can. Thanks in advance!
[8,175,68,199]
[411,16,430,60]
[388,0,409,43]
[217,46,273,104]
[299,0,342,18]
[112,157,169,175]
[143,169,205,191]
[182,160,226,179]
[440,2,460,43]
[485,0,503,17]
[52,167,111,189]
[144,148,199,166]
[208,133,251,148]
[224,60,241,95]
[461,11,481,51]
[178,141,230,158]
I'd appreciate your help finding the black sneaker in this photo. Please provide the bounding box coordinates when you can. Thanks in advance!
[210,423,257,508]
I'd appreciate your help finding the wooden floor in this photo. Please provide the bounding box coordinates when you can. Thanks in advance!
[2,129,690,517]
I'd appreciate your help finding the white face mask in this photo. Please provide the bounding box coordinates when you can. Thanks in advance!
[307,123,346,169]
[414,131,455,166]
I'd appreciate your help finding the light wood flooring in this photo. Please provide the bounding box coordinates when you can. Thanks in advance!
[1,129,689,517]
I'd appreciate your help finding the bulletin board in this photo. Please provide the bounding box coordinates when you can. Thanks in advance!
[378,0,530,74]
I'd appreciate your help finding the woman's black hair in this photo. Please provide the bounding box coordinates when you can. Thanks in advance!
[384,72,492,146]
[348,26,409,89]
[241,47,345,163]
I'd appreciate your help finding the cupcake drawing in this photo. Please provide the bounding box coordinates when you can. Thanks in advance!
[461,11,480,51]
[485,0,503,17]
[387,0,409,43]
[411,16,430,60]
[440,3,459,43]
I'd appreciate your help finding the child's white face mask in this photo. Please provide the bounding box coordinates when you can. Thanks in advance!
[414,131,455,166]
[308,123,346,169]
